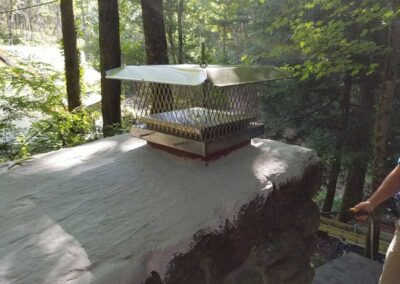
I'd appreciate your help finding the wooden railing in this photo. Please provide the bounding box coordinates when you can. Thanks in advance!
[319,216,394,254]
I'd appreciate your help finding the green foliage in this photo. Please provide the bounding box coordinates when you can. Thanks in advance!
[313,186,342,212]
[0,1,61,45]
[0,64,99,161]
[259,0,388,81]
[30,108,99,150]
[262,78,342,152]
[101,112,134,137]
[119,0,146,64]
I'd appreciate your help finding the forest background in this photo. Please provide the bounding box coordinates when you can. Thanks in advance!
[1,0,400,257]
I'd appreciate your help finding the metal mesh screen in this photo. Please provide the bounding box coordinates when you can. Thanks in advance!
[129,81,264,142]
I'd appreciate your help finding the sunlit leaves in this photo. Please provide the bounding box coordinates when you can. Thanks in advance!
[271,0,391,80]
[0,63,99,161]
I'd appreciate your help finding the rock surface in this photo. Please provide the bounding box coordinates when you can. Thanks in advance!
[312,253,383,284]
[0,134,320,284]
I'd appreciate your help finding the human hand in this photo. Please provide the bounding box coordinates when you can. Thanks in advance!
[353,200,375,221]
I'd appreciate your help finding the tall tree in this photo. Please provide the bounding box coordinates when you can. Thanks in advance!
[7,0,14,45]
[339,78,376,221]
[140,0,169,64]
[60,0,82,112]
[366,5,400,259]
[177,0,184,63]
[140,0,173,113]
[322,76,351,215]
[98,0,121,136]
[165,0,177,63]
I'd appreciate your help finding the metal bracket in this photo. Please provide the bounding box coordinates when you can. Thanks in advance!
[174,141,187,146]
[140,132,154,138]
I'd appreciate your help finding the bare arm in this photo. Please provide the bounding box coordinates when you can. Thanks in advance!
[368,165,400,207]
[355,165,400,214]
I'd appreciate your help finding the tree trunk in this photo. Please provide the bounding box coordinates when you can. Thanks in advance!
[220,15,228,63]
[339,78,375,222]
[79,0,88,45]
[322,76,351,215]
[60,0,82,112]
[7,12,13,45]
[7,0,14,45]
[141,0,169,64]
[140,0,173,113]
[55,8,61,40]
[27,8,33,42]
[322,150,342,216]
[98,0,122,136]
[177,0,184,63]
[366,13,400,259]
[339,157,369,221]
[165,0,177,63]
[222,23,227,63]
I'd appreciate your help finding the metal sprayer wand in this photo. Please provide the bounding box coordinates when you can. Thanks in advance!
[370,216,374,260]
